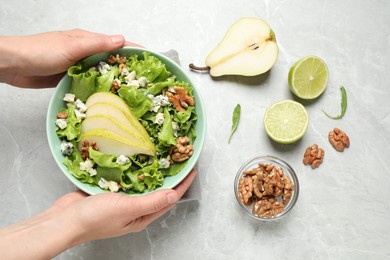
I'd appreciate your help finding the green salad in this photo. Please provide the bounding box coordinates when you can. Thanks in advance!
[55,52,197,193]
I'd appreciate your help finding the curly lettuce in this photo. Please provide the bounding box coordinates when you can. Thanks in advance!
[56,104,82,141]
[117,86,153,119]
[68,64,99,102]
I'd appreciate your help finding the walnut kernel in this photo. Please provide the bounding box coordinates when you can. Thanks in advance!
[167,86,195,112]
[252,197,284,219]
[169,136,194,162]
[111,79,122,93]
[303,144,325,169]
[238,177,253,206]
[329,128,350,152]
[56,112,68,119]
[107,54,127,65]
[80,140,99,160]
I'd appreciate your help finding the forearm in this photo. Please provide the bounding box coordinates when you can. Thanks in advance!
[0,208,84,259]
[0,36,21,84]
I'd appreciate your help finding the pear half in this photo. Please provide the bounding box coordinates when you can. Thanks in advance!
[78,129,154,157]
[205,17,278,77]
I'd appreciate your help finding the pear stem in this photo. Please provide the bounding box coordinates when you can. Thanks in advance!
[189,63,210,72]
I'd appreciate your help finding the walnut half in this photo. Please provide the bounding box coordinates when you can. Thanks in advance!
[167,86,195,112]
[169,136,194,162]
[303,144,325,169]
[80,140,99,160]
[329,128,350,152]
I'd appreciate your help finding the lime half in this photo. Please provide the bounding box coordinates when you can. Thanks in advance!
[288,56,328,99]
[264,100,309,144]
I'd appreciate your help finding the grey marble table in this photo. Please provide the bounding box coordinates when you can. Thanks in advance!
[1,0,390,259]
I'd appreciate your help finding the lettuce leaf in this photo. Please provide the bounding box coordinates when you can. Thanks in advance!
[96,66,119,93]
[123,171,145,193]
[161,161,186,177]
[68,64,99,102]
[127,52,171,83]
[88,148,131,172]
[177,107,197,142]
[63,144,95,184]
[131,158,163,190]
[117,86,153,118]
[56,104,82,141]
[158,107,176,147]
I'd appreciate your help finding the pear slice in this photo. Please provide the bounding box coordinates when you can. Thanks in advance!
[85,92,150,139]
[86,92,129,111]
[80,115,154,152]
[204,17,279,77]
[79,129,154,156]
[85,102,154,151]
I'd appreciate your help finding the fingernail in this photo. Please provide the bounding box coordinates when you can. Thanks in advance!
[110,34,124,44]
[166,192,179,204]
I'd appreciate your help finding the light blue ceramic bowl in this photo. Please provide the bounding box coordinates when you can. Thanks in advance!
[47,47,206,195]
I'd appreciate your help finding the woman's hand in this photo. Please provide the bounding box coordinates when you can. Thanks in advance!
[0,29,141,88]
[54,168,198,241]
[0,169,197,259]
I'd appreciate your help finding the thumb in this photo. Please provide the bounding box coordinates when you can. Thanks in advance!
[126,190,179,218]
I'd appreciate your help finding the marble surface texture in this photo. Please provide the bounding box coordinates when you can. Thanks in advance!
[1,0,390,259]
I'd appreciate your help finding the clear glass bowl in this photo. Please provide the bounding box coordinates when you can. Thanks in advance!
[234,155,299,221]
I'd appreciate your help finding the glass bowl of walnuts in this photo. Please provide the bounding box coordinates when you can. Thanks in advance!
[234,155,299,221]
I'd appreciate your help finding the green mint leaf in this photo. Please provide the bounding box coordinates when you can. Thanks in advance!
[228,104,241,143]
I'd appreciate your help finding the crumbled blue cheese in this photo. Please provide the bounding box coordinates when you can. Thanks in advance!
[168,87,176,93]
[172,121,179,137]
[63,93,75,103]
[125,71,136,83]
[74,109,86,119]
[148,94,171,112]
[98,178,120,192]
[55,119,68,129]
[97,61,111,75]
[116,155,130,165]
[138,76,148,88]
[121,67,129,76]
[159,156,171,169]
[155,112,165,125]
[88,168,97,176]
[75,99,88,113]
[128,80,140,88]
[80,159,96,176]
[60,141,74,156]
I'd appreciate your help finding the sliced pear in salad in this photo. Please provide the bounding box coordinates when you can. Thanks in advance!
[85,92,150,138]
[78,129,154,156]
[85,103,144,142]
[81,92,155,156]
[80,115,148,148]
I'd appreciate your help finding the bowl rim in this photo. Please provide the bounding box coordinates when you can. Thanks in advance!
[234,155,299,221]
[46,46,206,196]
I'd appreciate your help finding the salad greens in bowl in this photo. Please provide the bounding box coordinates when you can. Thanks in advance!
[47,47,206,195]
